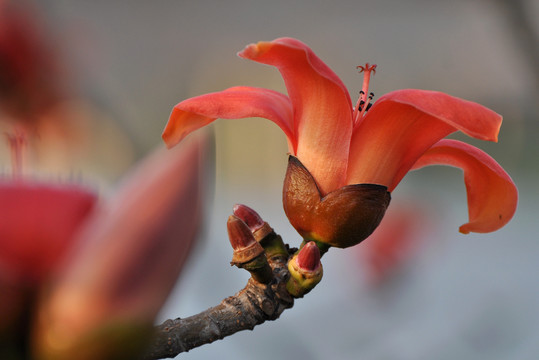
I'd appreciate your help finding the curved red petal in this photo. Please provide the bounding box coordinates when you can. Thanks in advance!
[239,38,353,194]
[411,139,517,233]
[0,183,96,284]
[377,89,502,141]
[162,86,295,151]
[347,89,503,191]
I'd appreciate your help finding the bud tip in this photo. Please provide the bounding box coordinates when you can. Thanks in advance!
[233,204,265,233]
[296,241,321,272]
[227,215,256,250]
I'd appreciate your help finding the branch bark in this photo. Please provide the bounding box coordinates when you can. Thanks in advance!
[143,241,295,359]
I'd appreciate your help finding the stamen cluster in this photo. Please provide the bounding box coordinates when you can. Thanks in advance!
[353,63,377,123]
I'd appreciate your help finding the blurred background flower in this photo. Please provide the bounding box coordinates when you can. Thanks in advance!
[1,0,537,359]
[354,199,433,287]
[0,0,134,187]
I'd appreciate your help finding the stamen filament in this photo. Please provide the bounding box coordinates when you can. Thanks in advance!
[6,129,27,180]
[353,63,377,124]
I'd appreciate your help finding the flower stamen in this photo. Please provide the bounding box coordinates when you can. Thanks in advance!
[5,128,27,180]
[353,63,377,124]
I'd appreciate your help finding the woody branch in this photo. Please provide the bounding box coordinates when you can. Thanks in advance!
[144,207,322,359]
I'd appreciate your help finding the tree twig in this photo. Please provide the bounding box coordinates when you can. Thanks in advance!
[143,236,295,359]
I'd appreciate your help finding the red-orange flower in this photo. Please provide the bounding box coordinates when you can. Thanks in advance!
[0,135,206,358]
[0,183,96,285]
[162,37,517,248]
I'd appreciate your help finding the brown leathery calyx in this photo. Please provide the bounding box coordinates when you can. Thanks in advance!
[283,156,391,249]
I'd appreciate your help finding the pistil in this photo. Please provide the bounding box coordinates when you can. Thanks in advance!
[353,63,377,124]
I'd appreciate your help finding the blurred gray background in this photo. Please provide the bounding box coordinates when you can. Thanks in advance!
[7,0,539,359]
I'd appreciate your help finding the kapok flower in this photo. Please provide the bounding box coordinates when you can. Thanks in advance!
[0,134,206,359]
[162,37,517,249]
[0,180,96,345]
[356,202,428,286]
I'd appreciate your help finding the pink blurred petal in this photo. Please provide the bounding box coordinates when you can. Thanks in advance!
[358,203,426,286]
[0,182,96,284]
[35,133,208,355]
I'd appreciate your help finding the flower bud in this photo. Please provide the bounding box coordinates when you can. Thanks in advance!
[296,241,321,272]
[286,242,323,297]
[283,156,391,248]
[227,215,273,284]
[232,204,287,259]
[227,215,264,264]
[232,203,273,242]
[232,204,264,232]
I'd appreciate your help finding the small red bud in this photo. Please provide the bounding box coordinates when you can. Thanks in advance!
[227,215,267,271]
[296,241,321,272]
[227,215,256,250]
[232,204,265,233]
[233,204,274,242]
[287,241,323,297]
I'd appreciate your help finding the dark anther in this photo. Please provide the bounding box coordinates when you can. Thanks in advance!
[369,92,374,97]
[359,90,365,95]
[366,103,373,111]
[359,100,365,106]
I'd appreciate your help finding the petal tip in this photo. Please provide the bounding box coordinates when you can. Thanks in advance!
[458,226,470,235]
[161,129,182,149]
[237,43,261,59]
